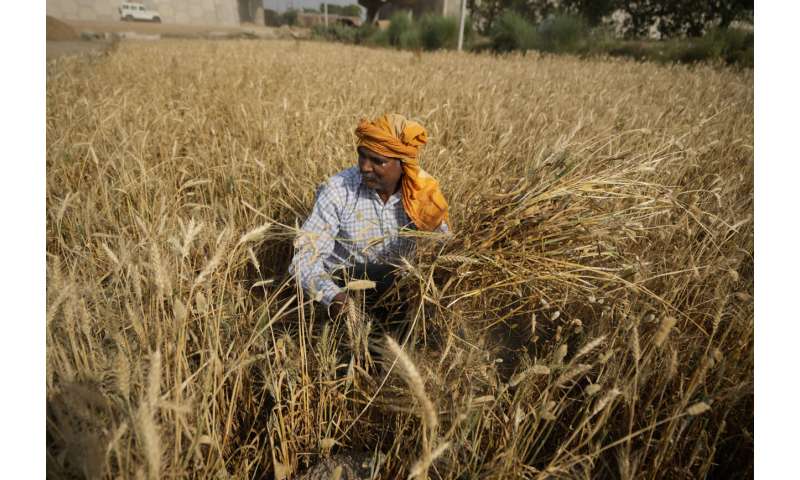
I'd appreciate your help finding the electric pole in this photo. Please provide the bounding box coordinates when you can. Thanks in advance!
[457,0,467,51]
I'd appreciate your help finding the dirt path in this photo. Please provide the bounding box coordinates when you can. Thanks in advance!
[62,19,284,38]
[46,17,309,60]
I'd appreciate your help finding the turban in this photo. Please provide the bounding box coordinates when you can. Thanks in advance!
[355,113,449,232]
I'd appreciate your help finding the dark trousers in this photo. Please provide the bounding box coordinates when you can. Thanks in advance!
[331,263,409,333]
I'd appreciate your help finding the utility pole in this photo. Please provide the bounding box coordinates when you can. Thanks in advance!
[324,2,328,27]
[457,0,467,51]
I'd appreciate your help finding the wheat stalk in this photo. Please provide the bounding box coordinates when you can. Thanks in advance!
[193,228,232,288]
[654,316,678,348]
[137,349,162,480]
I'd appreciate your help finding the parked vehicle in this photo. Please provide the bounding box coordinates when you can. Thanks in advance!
[119,2,161,23]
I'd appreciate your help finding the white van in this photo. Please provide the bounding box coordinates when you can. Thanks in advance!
[119,3,161,23]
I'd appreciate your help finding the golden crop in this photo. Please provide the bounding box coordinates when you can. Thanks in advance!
[46,40,753,479]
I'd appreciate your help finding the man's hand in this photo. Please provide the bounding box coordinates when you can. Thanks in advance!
[329,292,349,319]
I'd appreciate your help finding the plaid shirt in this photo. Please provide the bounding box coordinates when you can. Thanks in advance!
[290,167,448,305]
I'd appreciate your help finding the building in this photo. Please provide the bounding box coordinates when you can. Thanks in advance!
[46,0,265,26]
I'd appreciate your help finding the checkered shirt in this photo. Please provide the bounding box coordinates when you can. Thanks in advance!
[289,167,448,305]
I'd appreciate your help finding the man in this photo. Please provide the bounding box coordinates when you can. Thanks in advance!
[290,113,449,319]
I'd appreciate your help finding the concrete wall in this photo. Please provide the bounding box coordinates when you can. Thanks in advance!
[237,0,264,24]
[46,0,241,26]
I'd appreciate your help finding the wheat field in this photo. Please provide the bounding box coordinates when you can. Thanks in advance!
[46,40,753,479]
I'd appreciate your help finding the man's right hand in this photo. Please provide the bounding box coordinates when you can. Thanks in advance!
[329,292,349,318]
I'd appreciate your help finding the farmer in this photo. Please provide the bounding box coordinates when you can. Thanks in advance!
[289,113,449,320]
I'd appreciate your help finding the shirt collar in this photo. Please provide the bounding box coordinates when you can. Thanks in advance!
[358,172,403,206]
[386,190,402,206]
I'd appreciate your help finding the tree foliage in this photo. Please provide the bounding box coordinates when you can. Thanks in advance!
[357,0,385,22]
[282,8,299,26]
[560,0,618,26]
[619,0,754,37]
[468,0,753,38]
[358,0,420,23]
[320,3,363,17]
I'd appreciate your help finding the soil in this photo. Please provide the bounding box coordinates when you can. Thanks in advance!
[46,16,308,60]
[57,18,285,39]
[296,451,379,480]
[47,41,112,60]
[47,16,79,41]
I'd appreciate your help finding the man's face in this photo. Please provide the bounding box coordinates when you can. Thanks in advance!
[357,146,403,193]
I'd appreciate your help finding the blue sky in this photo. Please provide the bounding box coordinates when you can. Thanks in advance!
[262,0,364,14]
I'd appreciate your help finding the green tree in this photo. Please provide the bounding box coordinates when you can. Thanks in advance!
[489,9,537,51]
[282,8,299,26]
[560,0,619,26]
[713,0,754,28]
[467,0,563,34]
[387,10,413,46]
[321,3,363,17]
[358,0,386,22]
[357,0,422,23]
[470,0,754,38]
[620,0,753,37]
[340,5,363,17]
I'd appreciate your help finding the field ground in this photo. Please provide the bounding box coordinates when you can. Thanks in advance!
[46,40,753,479]
[47,40,111,60]
[46,16,307,59]
[56,18,283,37]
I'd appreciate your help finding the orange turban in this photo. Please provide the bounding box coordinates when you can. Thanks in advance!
[355,113,449,232]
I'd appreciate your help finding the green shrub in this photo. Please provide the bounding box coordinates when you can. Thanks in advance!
[669,40,716,64]
[366,27,391,47]
[340,5,362,17]
[311,11,476,52]
[387,11,413,47]
[605,41,653,61]
[490,10,537,52]
[311,24,358,43]
[654,29,754,67]
[534,14,589,53]
[399,27,422,49]
[462,16,478,49]
[469,35,494,52]
[320,3,362,17]
[264,9,281,27]
[729,44,753,68]
[354,22,378,44]
[600,33,754,68]
[282,9,298,26]
[704,28,752,54]
[702,27,754,67]
[311,24,327,39]
[418,15,459,50]
[337,24,358,43]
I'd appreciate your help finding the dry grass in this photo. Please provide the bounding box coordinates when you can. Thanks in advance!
[46,39,753,479]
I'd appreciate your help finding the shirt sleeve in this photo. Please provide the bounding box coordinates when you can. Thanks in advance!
[289,182,343,306]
